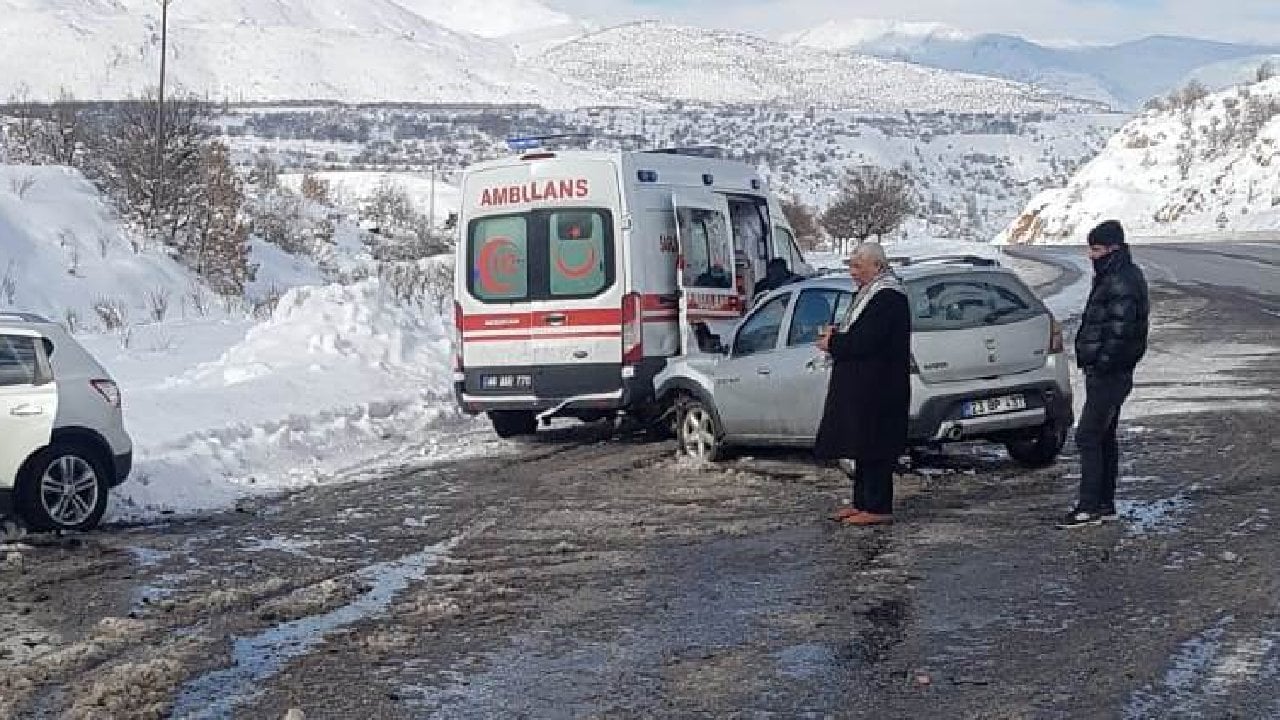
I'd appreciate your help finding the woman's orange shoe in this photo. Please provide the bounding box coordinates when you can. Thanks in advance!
[830,507,862,521]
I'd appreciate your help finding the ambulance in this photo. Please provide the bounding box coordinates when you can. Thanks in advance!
[452,146,812,438]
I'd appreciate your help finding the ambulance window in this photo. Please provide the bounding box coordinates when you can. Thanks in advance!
[679,207,732,289]
[728,197,769,262]
[549,211,608,297]
[772,226,797,271]
[469,216,529,301]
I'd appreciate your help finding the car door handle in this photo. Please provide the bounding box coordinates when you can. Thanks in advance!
[756,366,771,376]
[806,356,830,371]
[10,404,44,417]
[543,314,566,326]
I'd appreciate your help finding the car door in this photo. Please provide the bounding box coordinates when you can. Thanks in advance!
[769,288,855,441]
[0,330,58,487]
[711,292,791,438]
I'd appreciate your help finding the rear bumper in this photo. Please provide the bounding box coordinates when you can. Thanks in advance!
[112,451,133,487]
[909,379,1074,444]
[455,359,665,415]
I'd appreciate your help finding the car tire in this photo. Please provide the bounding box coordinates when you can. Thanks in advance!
[489,411,538,439]
[676,395,726,462]
[1005,419,1069,468]
[14,442,111,533]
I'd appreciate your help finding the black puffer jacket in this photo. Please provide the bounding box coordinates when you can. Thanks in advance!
[1075,245,1149,377]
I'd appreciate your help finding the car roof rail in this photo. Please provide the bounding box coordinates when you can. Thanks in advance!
[890,254,1001,268]
[0,311,51,323]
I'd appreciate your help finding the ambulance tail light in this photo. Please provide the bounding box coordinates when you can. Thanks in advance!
[453,301,464,371]
[622,293,644,366]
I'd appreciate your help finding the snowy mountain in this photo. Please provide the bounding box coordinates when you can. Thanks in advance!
[998,78,1280,244]
[781,19,969,54]
[0,0,614,106]
[543,22,1094,112]
[391,0,578,38]
[787,22,1280,109]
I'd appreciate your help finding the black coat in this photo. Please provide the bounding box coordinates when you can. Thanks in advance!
[814,289,912,462]
[1075,246,1149,377]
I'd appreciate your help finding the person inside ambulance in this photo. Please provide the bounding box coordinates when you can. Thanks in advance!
[753,258,798,299]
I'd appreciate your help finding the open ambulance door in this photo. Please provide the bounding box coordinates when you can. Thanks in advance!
[672,191,738,354]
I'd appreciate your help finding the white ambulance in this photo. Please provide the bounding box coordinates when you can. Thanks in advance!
[453,147,812,438]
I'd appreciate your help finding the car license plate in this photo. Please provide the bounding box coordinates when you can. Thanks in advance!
[481,374,532,391]
[964,394,1027,417]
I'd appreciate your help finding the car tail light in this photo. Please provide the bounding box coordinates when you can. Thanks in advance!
[453,302,464,371]
[1049,316,1064,354]
[622,292,643,366]
[91,379,121,409]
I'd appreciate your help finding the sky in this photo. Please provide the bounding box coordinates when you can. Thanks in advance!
[546,0,1280,46]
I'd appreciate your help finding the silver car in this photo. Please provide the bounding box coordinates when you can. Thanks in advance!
[656,256,1074,466]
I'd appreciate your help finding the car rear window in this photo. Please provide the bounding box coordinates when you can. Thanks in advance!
[906,272,1044,332]
[468,209,614,303]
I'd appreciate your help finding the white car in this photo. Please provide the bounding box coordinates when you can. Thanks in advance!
[656,256,1074,466]
[0,313,132,532]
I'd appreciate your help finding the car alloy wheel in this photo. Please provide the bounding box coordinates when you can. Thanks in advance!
[678,401,723,462]
[39,455,101,528]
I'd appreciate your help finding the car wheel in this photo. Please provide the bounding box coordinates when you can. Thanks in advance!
[15,443,110,532]
[489,411,538,439]
[1005,419,1069,468]
[676,396,725,462]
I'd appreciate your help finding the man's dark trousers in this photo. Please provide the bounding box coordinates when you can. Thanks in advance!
[1075,372,1134,512]
[853,457,895,515]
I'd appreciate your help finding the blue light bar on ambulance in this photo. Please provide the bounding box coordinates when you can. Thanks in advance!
[637,170,658,183]
[506,136,543,151]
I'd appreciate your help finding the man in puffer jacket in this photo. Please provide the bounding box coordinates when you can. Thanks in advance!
[1059,220,1150,528]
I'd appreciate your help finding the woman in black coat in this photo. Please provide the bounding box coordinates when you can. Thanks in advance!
[816,243,912,525]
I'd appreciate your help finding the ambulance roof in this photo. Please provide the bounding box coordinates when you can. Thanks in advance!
[465,150,770,196]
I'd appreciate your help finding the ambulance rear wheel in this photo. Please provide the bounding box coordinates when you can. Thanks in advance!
[490,411,538,439]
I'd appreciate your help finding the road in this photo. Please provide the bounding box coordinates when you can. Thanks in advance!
[1,243,1277,719]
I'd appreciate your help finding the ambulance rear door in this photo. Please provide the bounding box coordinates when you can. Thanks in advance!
[672,190,739,349]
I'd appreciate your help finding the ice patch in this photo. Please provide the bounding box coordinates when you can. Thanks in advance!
[169,535,459,719]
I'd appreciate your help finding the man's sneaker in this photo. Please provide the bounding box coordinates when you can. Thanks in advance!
[1100,506,1119,522]
[1057,510,1103,529]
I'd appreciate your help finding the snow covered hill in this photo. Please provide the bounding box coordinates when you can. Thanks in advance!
[0,165,198,323]
[786,21,1280,109]
[998,78,1280,244]
[543,22,1092,112]
[0,0,613,106]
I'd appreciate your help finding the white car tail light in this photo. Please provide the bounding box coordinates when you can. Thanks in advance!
[91,379,121,409]
[622,293,643,366]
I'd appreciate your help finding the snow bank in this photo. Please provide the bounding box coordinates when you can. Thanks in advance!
[95,278,485,521]
[0,166,200,323]
[998,77,1280,244]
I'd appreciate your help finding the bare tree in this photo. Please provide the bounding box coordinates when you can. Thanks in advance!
[300,173,331,204]
[1256,60,1277,84]
[83,92,208,242]
[779,196,822,249]
[186,141,253,295]
[821,166,916,251]
[36,88,84,166]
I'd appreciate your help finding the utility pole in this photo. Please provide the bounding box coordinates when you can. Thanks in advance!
[428,162,437,230]
[153,0,171,230]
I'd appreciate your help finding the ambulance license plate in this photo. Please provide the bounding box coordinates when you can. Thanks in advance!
[481,374,533,391]
[964,394,1027,417]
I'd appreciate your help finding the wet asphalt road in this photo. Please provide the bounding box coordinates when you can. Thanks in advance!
[0,243,1277,719]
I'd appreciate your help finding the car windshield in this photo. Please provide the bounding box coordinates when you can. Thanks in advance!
[906,272,1043,332]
